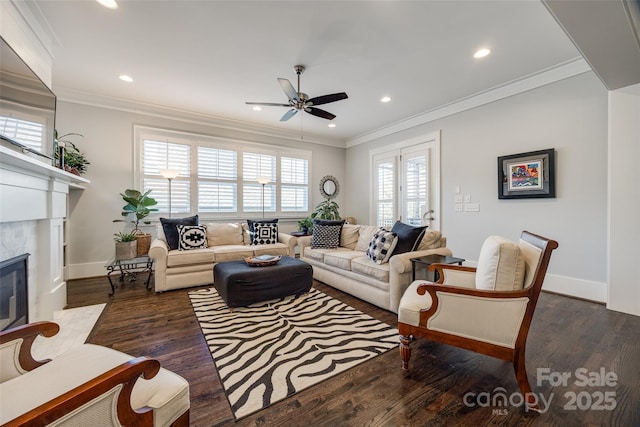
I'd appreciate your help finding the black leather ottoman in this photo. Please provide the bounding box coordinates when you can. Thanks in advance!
[213,256,313,308]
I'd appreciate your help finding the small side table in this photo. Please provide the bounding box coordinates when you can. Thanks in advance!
[105,256,153,295]
[411,254,465,282]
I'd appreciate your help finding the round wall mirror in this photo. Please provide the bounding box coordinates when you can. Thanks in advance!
[319,175,339,199]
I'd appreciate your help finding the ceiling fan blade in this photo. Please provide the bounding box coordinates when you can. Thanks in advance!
[245,102,290,107]
[307,92,348,106]
[278,78,300,103]
[305,107,336,120]
[280,109,298,122]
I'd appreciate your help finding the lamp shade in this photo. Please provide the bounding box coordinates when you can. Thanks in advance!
[160,169,180,180]
[256,176,270,185]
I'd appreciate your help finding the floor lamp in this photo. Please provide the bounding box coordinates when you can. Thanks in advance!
[256,177,270,218]
[160,169,180,218]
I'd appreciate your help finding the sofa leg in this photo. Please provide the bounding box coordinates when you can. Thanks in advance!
[399,334,412,370]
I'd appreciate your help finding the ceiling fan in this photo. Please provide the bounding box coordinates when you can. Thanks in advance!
[246,65,348,122]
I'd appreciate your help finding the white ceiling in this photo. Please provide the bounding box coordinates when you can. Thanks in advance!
[31,0,583,143]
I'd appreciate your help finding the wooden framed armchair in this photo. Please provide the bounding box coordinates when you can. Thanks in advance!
[398,231,558,412]
[0,321,190,426]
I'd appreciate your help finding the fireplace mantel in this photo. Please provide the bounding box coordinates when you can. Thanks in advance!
[0,145,89,321]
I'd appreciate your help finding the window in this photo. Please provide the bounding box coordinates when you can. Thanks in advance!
[0,116,44,152]
[137,127,310,218]
[371,132,441,230]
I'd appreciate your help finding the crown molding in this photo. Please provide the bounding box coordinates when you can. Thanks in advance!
[346,57,592,148]
[53,86,347,149]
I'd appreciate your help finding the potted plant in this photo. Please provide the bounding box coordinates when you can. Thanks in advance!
[310,199,341,220]
[113,189,158,256]
[113,231,138,261]
[297,217,314,234]
[54,130,90,175]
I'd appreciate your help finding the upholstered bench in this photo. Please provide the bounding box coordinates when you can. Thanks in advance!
[214,256,313,308]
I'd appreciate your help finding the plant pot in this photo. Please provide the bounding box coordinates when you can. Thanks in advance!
[115,241,137,261]
[135,233,151,256]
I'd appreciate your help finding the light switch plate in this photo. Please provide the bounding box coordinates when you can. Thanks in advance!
[464,203,480,212]
[455,204,463,212]
[455,195,463,203]
[464,195,472,203]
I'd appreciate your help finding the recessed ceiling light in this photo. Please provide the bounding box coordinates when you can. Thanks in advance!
[97,0,118,9]
[118,74,133,83]
[473,48,491,59]
[252,106,262,111]
[328,123,336,128]
[380,96,391,103]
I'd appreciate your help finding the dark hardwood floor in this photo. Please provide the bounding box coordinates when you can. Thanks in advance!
[67,276,640,426]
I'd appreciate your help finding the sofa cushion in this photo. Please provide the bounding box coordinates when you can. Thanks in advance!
[391,221,427,254]
[366,228,398,264]
[167,248,216,267]
[351,256,390,282]
[206,222,244,246]
[251,222,278,245]
[324,250,363,271]
[340,224,361,250]
[160,215,199,250]
[416,230,443,251]
[475,236,526,291]
[354,225,380,252]
[252,243,289,257]
[311,220,344,249]
[177,225,207,250]
[211,245,255,262]
[303,247,338,263]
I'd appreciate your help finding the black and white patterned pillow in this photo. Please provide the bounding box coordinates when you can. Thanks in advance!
[366,228,398,264]
[251,222,278,245]
[311,224,343,249]
[177,225,207,251]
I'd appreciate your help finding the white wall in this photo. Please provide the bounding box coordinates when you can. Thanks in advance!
[607,83,640,316]
[55,101,346,278]
[346,72,609,301]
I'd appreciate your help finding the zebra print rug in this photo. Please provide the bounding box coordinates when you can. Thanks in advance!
[188,287,398,420]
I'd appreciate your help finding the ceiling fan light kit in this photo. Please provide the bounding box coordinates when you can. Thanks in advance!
[246,65,348,122]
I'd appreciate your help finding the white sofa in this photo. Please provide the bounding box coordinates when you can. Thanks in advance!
[149,222,298,292]
[298,224,452,313]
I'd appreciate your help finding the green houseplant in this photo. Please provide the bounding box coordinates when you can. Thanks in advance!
[54,130,90,175]
[113,231,138,261]
[297,217,314,234]
[113,189,158,256]
[310,199,341,220]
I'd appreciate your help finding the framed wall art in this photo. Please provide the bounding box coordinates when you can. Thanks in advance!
[497,148,556,199]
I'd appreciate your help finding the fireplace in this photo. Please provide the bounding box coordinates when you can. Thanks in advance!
[0,253,29,331]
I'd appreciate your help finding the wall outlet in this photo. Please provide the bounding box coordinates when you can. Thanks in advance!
[464,203,480,212]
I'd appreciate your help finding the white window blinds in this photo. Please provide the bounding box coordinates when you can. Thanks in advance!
[281,156,308,212]
[0,116,44,152]
[198,147,237,213]
[142,139,190,214]
[243,152,275,214]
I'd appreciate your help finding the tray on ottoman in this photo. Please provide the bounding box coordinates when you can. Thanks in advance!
[214,256,313,308]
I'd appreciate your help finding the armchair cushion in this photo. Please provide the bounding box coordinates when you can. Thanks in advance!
[475,236,526,291]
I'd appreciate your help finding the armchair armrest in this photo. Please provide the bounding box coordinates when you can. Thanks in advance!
[416,283,532,348]
[5,357,161,427]
[0,321,59,379]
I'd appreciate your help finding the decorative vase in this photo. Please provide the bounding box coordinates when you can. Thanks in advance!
[115,241,137,261]
[135,233,151,256]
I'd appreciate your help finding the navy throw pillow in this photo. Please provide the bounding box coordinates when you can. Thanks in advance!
[160,215,199,250]
[391,220,427,254]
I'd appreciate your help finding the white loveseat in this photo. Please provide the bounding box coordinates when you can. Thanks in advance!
[149,222,297,292]
[298,224,452,313]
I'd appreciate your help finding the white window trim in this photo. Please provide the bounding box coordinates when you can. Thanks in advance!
[368,130,441,230]
[134,125,312,221]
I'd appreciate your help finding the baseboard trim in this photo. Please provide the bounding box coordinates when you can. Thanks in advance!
[68,261,108,280]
